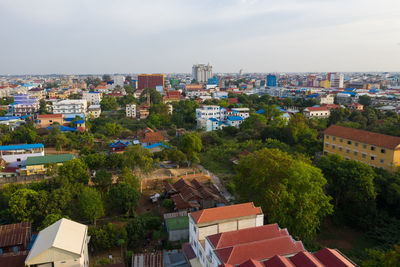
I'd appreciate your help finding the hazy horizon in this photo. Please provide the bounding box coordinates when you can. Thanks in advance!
[1,0,399,75]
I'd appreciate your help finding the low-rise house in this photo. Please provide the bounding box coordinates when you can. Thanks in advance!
[226,116,243,127]
[348,102,364,111]
[0,144,44,168]
[302,106,330,119]
[137,105,149,119]
[0,222,31,254]
[88,104,101,118]
[36,114,64,128]
[25,218,89,267]
[163,90,181,103]
[22,154,75,175]
[138,128,168,147]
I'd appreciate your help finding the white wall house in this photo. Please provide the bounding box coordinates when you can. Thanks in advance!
[319,94,335,105]
[302,107,331,119]
[87,104,101,118]
[188,202,264,267]
[0,143,44,168]
[126,104,136,118]
[226,108,250,120]
[53,100,88,114]
[82,91,102,105]
[25,218,89,267]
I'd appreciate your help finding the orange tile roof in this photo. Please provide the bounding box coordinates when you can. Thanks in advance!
[139,131,166,143]
[190,202,262,224]
[207,224,288,249]
[324,125,400,149]
[215,236,304,265]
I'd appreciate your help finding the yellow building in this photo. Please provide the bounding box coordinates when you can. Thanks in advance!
[22,154,75,175]
[323,125,400,171]
[320,79,331,88]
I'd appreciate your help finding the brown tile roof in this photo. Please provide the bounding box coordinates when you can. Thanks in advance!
[207,224,288,249]
[37,114,63,119]
[190,202,262,224]
[139,131,166,143]
[240,258,265,267]
[314,248,356,267]
[289,251,324,266]
[324,125,400,149]
[215,236,304,265]
[263,255,295,267]
[171,194,200,210]
[182,242,196,260]
[0,222,31,248]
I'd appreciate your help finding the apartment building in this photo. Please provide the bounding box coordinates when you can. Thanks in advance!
[53,99,88,114]
[324,125,400,171]
[82,91,102,105]
[126,104,137,118]
[0,143,44,168]
[25,218,89,267]
[319,94,334,105]
[188,203,264,266]
[302,106,330,119]
[87,104,101,118]
[36,114,63,128]
[8,94,39,117]
[226,108,249,120]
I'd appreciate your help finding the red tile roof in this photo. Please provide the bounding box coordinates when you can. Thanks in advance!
[228,98,238,105]
[314,248,355,267]
[207,224,288,249]
[182,242,196,260]
[190,202,262,224]
[215,236,304,265]
[324,125,400,149]
[289,251,324,266]
[264,255,295,267]
[240,258,266,267]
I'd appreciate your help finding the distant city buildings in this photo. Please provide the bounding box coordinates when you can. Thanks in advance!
[329,72,344,88]
[126,104,137,118]
[82,91,102,105]
[53,99,88,114]
[192,64,213,83]
[266,74,277,87]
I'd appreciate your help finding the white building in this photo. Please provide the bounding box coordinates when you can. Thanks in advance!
[25,218,89,267]
[87,104,101,118]
[302,106,331,119]
[82,91,102,105]
[226,108,250,120]
[0,143,44,168]
[113,75,125,88]
[330,73,344,88]
[53,99,88,114]
[192,64,213,83]
[126,104,137,118]
[196,105,226,129]
[188,203,264,267]
[319,94,335,105]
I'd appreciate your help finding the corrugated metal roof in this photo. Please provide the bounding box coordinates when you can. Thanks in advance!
[0,144,43,151]
[25,154,74,166]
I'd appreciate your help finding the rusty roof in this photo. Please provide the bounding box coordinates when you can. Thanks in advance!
[324,125,400,149]
[0,222,31,248]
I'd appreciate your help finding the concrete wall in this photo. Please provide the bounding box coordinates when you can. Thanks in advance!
[168,228,189,241]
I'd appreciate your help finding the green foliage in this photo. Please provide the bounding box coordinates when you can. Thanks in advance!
[45,126,69,151]
[180,133,202,164]
[234,148,333,240]
[100,96,118,111]
[39,99,48,114]
[8,188,48,223]
[359,95,372,106]
[140,87,162,104]
[78,187,104,225]
[107,183,140,216]
[92,170,113,192]
[123,145,154,173]
[83,153,106,170]
[118,167,140,190]
[88,223,124,252]
[41,214,70,229]
[363,245,400,267]
[57,158,89,184]
[162,199,174,212]
[317,154,376,227]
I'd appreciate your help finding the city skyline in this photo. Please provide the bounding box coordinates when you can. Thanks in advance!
[1,0,399,75]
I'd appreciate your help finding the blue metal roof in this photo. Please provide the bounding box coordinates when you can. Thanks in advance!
[47,125,76,132]
[0,116,20,121]
[0,143,43,151]
[227,116,243,121]
[74,120,85,124]
[109,140,133,148]
[256,109,265,114]
[143,142,169,149]
[209,118,218,122]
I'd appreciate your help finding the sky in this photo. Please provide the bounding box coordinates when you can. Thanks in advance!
[0,0,399,74]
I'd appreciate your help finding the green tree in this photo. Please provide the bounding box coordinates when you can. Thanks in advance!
[234,148,333,240]
[359,95,372,106]
[102,74,111,82]
[83,153,106,170]
[58,158,89,184]
[316,154,376,226]
[41,214,71,229]
[108,183,140,216]
[240,113,267,131]
[92,170,113,192]
[100,96,118,111]
[39,99,48,114]
[123,145,154,173]
[126,216,146,246]
[118,167,140,190]
[363,245,400,267]
[78,187,104,225]
[180,133,202,165]
[8,189,48,223]
[139,87,162,104]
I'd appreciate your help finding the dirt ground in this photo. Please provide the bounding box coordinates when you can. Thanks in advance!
[317,220,361,249]
[44,147,79,155]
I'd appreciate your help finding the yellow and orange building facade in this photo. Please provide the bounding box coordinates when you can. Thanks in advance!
[323,125,400,171]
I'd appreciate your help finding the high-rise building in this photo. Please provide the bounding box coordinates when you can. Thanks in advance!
[266,74,277,87]
[192,63,213,83]
[137,74,164,90]
[329,73,344,88]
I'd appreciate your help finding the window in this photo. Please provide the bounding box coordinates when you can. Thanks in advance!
[326,135,329,139]
[333,137,336,141]
[339,147,343,151]
[332,145,336,149]
[347,140,352,145]
[381,148,386,154]
[371,156,375,160]
[371,146,375,151]
[17,158,21,162]
[363,144,367,149]
[380,159,384,163]
[339,138,343,142]
[325,143,329,148]
[354,151,358,156]
[355,142,359,147]
[346,149,350,153]
[362,153,366,158]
